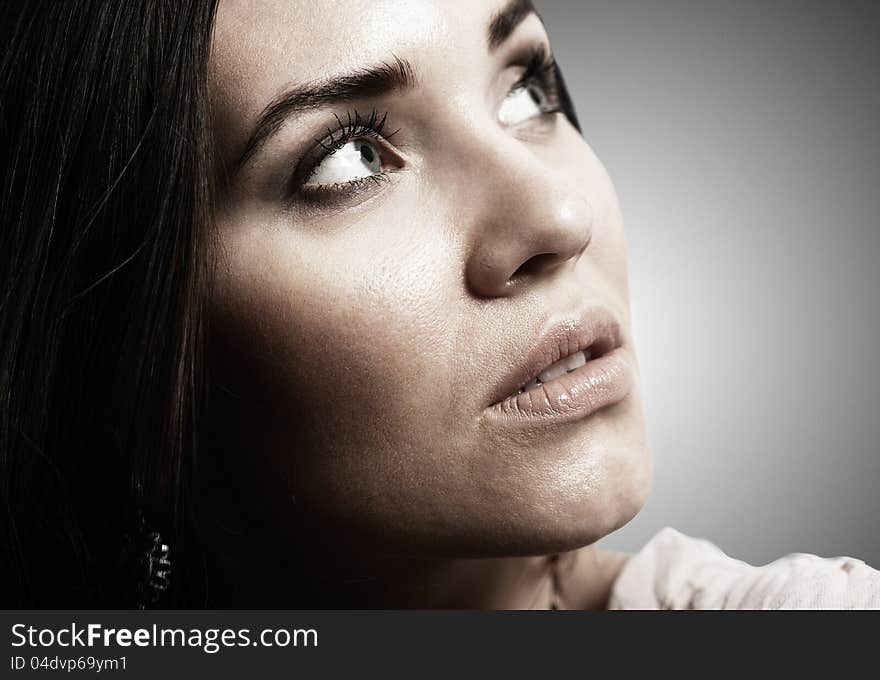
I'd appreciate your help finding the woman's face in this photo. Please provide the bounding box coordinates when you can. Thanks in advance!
[208,0,651,559]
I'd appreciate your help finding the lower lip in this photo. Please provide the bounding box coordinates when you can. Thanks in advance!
[483,347,634,426]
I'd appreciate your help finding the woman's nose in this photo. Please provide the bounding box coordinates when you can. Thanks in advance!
[462,137,594,299]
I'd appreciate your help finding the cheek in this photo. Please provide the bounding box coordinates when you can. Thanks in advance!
[208,203,500,547]
[210,204,469,458]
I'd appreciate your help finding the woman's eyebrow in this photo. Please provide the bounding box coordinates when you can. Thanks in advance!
[233,0,537,175]
[234,55,416,174]
[488,0,538,51]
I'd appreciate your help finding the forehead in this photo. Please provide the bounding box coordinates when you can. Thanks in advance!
[210,0,505,123]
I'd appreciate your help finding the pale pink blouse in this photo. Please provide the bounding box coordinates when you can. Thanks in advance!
[608,527,880,609]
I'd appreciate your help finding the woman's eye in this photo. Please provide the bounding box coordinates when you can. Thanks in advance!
[305,138,383,187]
[498,82,551,127]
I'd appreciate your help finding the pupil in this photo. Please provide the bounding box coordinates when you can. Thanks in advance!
[529,86,542,105]
[359,143,375,164]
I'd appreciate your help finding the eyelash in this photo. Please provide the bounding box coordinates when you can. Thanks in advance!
[291,44,563,202]
[512,43,564,116]
[293,109,399,201]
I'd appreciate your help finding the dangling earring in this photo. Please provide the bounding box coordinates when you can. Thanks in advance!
[139,528,172,609]
[120,509,172,609]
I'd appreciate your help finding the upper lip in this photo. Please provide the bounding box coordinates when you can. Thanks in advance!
[486,305,625,407]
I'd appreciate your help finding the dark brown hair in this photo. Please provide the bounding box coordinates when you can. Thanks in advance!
[0,0,220,607]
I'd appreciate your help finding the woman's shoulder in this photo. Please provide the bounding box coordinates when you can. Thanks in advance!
[606,527,880,609]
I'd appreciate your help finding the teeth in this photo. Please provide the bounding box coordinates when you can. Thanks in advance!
[516,350,593,395]
[538,361,568,383]
[516,350,593,394]
[562,349,589,372]
[538,349,590,383]
[523,376,542,391]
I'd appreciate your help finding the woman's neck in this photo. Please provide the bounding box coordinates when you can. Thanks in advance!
[204,535,630,609]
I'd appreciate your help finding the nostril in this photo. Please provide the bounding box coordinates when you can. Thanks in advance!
[511,252,559,281]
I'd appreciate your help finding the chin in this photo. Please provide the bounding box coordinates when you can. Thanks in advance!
[451,392,653,557]
[286,390,652,562]
[403,436,651,560]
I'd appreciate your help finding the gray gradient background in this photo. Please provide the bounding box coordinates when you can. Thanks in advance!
[538,0,880,566]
